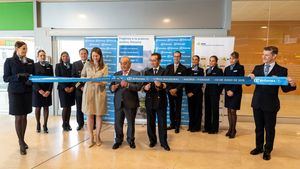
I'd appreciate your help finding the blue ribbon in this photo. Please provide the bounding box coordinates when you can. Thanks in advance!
[29,75,288,86]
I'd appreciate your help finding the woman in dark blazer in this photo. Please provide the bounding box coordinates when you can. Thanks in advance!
[32,50,53,133]
[185,55,204,132]
[203,55,223,134]
[224,51,245,138]
[3,41,34,155]
[55,51,75,131]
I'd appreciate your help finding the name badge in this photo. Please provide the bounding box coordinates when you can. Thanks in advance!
[177,72,182,75]
[233,70,238,72]
[212,73,216,75]
[46,67,51,69]
[194,73,198,75]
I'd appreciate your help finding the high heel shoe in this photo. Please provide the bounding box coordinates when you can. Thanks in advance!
[43,125,48,133]
[36,123,41,133]
[96,136,102,146]
[20,145,27,155]
[88,137,95,148]
[19,140,28,149]
[229,130,236,139]
[225,130,231,137]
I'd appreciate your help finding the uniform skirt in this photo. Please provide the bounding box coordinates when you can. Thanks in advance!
[58,89,75,107]
[32,91,52,107]
[8,92,32,115]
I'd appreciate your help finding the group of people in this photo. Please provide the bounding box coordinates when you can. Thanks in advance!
[3,41,296,161]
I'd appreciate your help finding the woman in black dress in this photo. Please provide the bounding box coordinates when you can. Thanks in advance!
[55,51,75,131]
[32,50,53,133]
[3,41,34,155]
[224,52,245,138]
[203,55,223,134]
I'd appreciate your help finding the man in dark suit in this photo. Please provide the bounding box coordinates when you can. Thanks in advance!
[110,56,142,149]
[71,48,88,131]
[165,51,187,133]
[143,53,170,151]
[185,55,204,132]
[249,46,297,160]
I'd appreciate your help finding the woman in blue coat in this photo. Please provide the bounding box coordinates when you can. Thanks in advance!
[55,51,75,131]
[32,50,53,133]
[3,41,34,155]
[224,51,245,138]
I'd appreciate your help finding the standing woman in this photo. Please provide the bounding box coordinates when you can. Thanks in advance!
[32,50,53,133]
[3,41,34,155]
[203,55,223,134]
[81,47,108,147]
[185,55,204,132]
[55,51,75,131]
[224,52,245,139]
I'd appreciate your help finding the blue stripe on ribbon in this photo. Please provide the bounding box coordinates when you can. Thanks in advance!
[29,75,288,86]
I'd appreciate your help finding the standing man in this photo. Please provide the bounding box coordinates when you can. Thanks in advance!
[249,46,296,160]
[72,48,88,131]
[143,53,170,151]
[165,51,187,133]
[110,56,142,149]
[185,55,204,132]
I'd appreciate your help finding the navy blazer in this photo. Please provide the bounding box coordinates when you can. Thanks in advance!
[185,66,204,95]
[33,62,53,92]
[71,60,85,89]
[224,63,245,93]
[3,54,34,93]
[164,63,187,93]
[205,66,224,95]
[251,63,296,112]
[55,62,74,90]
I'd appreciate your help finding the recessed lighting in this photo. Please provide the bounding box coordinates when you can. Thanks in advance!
[261,26,268,29]
[163,18,171,23]
[78,14,86,19]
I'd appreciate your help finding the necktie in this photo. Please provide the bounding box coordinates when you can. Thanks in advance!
[264,64,270,76]
[83,61,86,65]
[154,68,157,75]
[207,67,212,74]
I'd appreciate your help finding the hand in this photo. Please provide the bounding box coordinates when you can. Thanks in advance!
[288,77,296,87]
[69,87,75,92]
[111,84,120,92]
[120,80,128,88]
[227,90,234,97]
[187,92,194,98]
[43,91,50,97]
[144,83,151,91]
[17,73,30,81]
[154,81,161,87]
[38,89,45,95]
[64,87,70,93]
[169,89,177,96]
[248,73,255,80]
[81,87,84,91]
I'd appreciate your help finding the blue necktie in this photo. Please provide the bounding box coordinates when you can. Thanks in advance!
[264,64,270,76]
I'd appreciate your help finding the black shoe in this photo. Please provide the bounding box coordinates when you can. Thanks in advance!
[149,142,157,148]
[19,141,28,149]
[208,131,218,134]
[112,142,122,150]
[161,145,170,151]
[225,130,230,137]
[76,125,83,131]
[229,130,236,139]
[129,142,136,149]
[167,126,175,130]
[67,124,72,131]
[20,145,27,155]
[263,151,271,160]
[175,128,180,133]
[36,123,41,133]
[250,148,263,155]
[43,125,48,133]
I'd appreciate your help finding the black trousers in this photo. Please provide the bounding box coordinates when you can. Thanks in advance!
[253,108,277,153]
[168,92,183,129]
[114,104,137,144]
[187,92,203,131]
[146,108,168,146]
[75,89,84,126]
[204,93,220,132]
